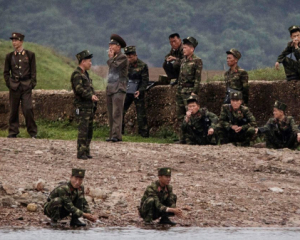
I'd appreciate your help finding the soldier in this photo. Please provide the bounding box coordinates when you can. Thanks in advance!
[71,50,98,160]
[139,167,183,225]
[163,33,184,81]
[106,34,129,142]
[255,101,300,149]
[3,32,37,138]
[223,49,249,105]
[275,25,300,81]
[122,46,149,137]
[175,36,203,143]
[217,92,257,146]
[182,95,218,145]
[44,168,97,227]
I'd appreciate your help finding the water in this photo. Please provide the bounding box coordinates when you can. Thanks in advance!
[1,227,300,240]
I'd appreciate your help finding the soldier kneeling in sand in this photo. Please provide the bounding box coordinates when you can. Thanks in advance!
[44,169,97,227]
[139,168,182,225]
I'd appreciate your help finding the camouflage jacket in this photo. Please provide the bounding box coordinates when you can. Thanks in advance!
[218,104,257,131]
[47,181,91,218]
[71,67,95,108]
[182,108,218,134]
[178,53,203,94]
[259,116,300,136]
[224,66,249,104]
[277,41,300,63]
[128,58,149,92]
[164,43,184,71]
[140,180,176,212]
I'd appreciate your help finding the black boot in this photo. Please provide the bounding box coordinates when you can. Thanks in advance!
[70,218,86,227]
[158,216,176,226]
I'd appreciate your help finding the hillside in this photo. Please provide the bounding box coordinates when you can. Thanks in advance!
[0,40,105,91]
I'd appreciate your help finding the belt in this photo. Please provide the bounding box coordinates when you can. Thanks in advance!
[180,83,194,88]
[12,76,31,81]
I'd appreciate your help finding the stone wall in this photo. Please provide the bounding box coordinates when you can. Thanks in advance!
[0,81,300,133]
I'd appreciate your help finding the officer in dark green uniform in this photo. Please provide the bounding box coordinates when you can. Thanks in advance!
[139,168,182,225]
[182,95,218,145]
[275,25,300,81]
[70,50,99,160]
[44,169,97,227]
[122,46,149,137]
[256,101,300,149]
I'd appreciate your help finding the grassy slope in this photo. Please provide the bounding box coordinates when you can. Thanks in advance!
[0,39,105,91]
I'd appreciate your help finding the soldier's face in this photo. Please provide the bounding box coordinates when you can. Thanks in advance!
[231,99,242,109]
[227,54,238,67]
[169,37,181,49]
[12,39,23,50]
[70,176,84,189]
[109,43,121,53]
[158,175,171,186]
[183,44,194,56]
[187,102,200,114]
[82,59,92,70]
[291,31,300,41]
[273,108,284,119]
[126,54,138,64]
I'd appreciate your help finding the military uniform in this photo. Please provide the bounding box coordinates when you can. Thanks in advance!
[277,25,300,81]
[44,169,91,226]
[258,101,300,149]
[217,92,257,146]
[122,46,149,137]
[106,34,128,142]
[139,168,177,224]
[3,33,37,138]
[224,49,249,104]
[163,42,184,80]
[71,50,96,159]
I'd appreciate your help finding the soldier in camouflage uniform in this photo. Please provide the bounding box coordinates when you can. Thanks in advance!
[44,169,97,227]
[224,49,249,104]
[139,167,182,225]
[256,101,300,149]
[163,33,184,80]
[71,50,99,160]
[122,46,149,137]
[275,25,300,81]
[217,92,257,146]
[182,95,218,145]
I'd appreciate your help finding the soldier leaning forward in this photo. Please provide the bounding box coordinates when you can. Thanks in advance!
[122,46,149,137]
[256,101,300,149]
[44,169,97,227]
[71,50,99,160]
[182,95,218,145]
[139,168,183,225]
[217,92,257,146]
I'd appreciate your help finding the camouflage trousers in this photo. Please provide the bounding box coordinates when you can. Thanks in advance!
[76,107,95,157]
[217,127,256,146]
[139,196,177,222]
[264,131,299,149]
[163,61,179,80]
[282,57,300,80]
[122,92,148,137]
[44,197,82,221]
[182,128,218,145]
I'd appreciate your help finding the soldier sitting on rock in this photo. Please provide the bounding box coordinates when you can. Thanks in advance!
[181,95,218,145]
[255,101,300,149]
[139,168,182,225]
[44,169,97,227]
[217,92,257,146]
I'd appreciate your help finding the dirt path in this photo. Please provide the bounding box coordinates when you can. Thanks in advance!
[0,137,300,228]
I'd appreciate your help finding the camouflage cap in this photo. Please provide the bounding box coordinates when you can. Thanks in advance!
[124,46,136,55]
[186,94,199,104]
[109,34,127,48]
[274,100,287,111]
[72,168,86,178]
[10,32,25,41]
[226,48,241,60]
[183,36,198,48]
[288,25,300,34]
[230,91,243,100]
[76,50,93,62]
[158,167,171,176]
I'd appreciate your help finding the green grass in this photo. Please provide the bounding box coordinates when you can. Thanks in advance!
[0,119,175,144]
[0,39,106,91]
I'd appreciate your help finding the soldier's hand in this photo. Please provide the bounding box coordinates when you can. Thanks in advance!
[186,111,192,118]
[231,125,238,131]
[208,128,214,135]
[134,91,140,98]
[108,49,114,58]
[255,128,259,134]
[173,208,183,218]
[235,126,242,133]
[92,95,99,102]
[293,38,300,48]
[297,133,300,142]
[83,213,97,222]
[275,62,280,70]
[167,56,176,62]
[191,92,196,96]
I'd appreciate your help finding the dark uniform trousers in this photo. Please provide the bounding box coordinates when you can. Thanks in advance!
[163,61,179,80]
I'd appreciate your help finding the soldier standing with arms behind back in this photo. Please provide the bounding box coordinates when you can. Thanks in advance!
[122,46,149,137]
[106,34,129,142]
[71,50,98,160]
[3,32,37,138]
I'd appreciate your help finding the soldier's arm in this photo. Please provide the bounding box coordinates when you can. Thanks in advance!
[164,50,172,61]
[257,118,272,134]
[30,52,37,88]
[208,112,219,130]
[3,54,11,87]
[165,186,177,208]
[146,186,169,212]
[73,73,93,100]
[138,64,149,92]
[107,54,128,69]
[241,70,249,104]
[219,105,232,130]
[242,108,257,130]
[277,43,293,63]
[192,59,203,94]
[289,117,300,134]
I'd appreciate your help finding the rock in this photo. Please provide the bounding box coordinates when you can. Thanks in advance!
[33,179,45,191]
[295,209,300,214]
[2,184,16,195]
[27,203,38,212]
[88,188,108,200]
[182,205,192,211]
[1,197,15,207]
[269,187,284,193]
[282,157,295,164]
[85,195,93,204]
[17,216,24,220]
[34,150,43,155]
